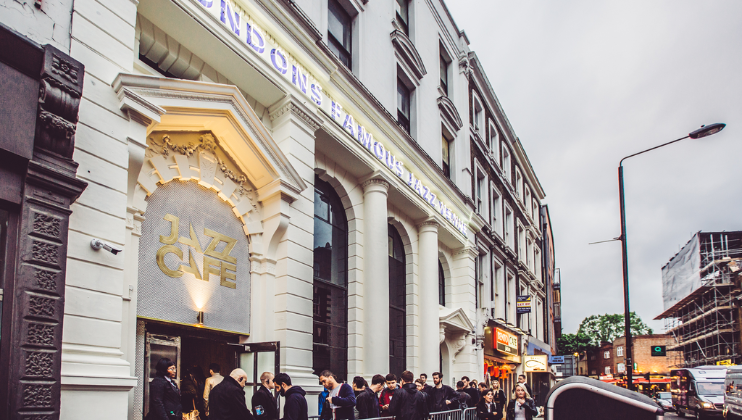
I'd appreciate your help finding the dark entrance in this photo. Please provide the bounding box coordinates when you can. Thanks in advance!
[142,321,279,417]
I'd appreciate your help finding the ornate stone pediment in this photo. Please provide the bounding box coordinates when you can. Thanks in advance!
[438,95,462,132]
[390,29,427,80]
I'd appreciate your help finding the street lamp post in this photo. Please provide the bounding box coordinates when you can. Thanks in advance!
[617,123,725,391]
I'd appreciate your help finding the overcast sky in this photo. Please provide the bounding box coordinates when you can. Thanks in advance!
[446,1,742,334]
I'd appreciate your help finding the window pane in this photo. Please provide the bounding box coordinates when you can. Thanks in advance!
[313,176,348,379]
[441,136,450,164]
[440,55,448,95]
[328,0,351,50]
[389,225,406,375]
[397,79,410,118]
[439,261,446,306]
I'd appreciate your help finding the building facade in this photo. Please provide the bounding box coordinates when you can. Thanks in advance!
[612,335,682,377]
[0,0,553,418]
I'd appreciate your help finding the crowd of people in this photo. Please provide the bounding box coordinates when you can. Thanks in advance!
[147,358,539,420]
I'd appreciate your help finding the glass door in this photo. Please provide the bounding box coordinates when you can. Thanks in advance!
[235,341,280,410]
[145,333,181,417]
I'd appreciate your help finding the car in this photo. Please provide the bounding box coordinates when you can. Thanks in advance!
[655,392,675,412]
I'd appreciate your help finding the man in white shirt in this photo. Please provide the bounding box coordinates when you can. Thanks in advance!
[203,363,225,416]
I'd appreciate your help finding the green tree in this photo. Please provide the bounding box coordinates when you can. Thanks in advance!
[577,312,653,347]
[557,332,594,354]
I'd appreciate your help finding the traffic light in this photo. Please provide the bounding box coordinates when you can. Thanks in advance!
[644,372,650,381]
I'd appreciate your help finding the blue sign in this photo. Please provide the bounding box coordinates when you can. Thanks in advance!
[549,356,565,364]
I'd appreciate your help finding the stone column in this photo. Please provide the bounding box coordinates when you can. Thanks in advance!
[2,45,88,420]
[417,220,440,378]
[267,96,322,412]
[362,177,390,377]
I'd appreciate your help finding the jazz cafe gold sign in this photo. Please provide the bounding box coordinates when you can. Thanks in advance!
[156,214,238,289]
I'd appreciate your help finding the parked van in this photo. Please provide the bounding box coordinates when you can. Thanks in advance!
[671,366,726,418]
[724,366,742,420]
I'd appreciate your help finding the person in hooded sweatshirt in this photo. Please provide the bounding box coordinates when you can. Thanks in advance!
[208,368,255,420]
[274,373,308,420]
[389,371,429,420]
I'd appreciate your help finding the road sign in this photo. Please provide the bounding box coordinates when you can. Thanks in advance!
[651,346,666,357]
[549,356,565,364]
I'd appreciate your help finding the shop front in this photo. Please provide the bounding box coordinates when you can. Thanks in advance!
[484,324,521,396]
[525,339,554,405]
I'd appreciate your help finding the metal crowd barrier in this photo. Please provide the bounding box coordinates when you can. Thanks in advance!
[462,407,477,420]
[430,409,462,420]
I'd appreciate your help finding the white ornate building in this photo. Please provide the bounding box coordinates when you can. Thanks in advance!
[0,0,553,418]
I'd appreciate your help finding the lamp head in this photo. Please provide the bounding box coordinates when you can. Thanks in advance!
[689,123,725,139]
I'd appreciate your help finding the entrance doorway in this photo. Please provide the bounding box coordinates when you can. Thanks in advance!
[140,320,279,418]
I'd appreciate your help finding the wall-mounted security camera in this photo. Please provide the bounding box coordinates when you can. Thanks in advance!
[90,239,122,255]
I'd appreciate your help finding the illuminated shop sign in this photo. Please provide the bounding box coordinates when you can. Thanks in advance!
[495,328,518,355]
[195,0,468,237]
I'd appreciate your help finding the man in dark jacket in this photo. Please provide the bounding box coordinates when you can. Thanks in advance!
[252,372,278,420]
[461,377,480,406]
[428,372,456,412]
[209,368,255,420]
[419,374,433,395]
[275,373,308,420]
[389,371,429,420]
[355,374,384,419]
[319,370,356,420]
[449,381,471,410]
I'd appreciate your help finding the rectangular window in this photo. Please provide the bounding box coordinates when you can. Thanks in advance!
[502,143,511,181]
[441,134,451,179]
[440,53,448,95]
[515,167,523,201]
[328,0,352,69]
[476,168,485,215]
[524,186,532,217]
[518,223,526,263]
[491,186,502,237]
[505,206,514,250]
[397,78,411,133]
[489,121,498,156]
[617,346,624,357]
[604,351,610,359]
[472,95,483,131]
[534,247,541,279]
[395,0,409,34]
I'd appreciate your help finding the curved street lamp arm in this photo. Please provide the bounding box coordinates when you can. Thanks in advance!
[619,135,690,167]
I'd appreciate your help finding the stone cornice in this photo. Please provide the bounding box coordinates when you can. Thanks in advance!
[453,245,478,260]
[268,95,322,133]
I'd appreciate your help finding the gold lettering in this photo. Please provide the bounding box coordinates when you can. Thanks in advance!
[220,262,237,289]
[160,214,179,244]
[156,245,183,277]
[203,256,222,284]
[203,228,237,264]
[179,224,203,253]
[179,248,203,280]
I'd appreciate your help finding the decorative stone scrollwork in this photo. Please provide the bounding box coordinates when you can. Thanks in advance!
[22,384,53,408]
[33,269,57,292]
[35,46,84,159]
[26,324,55,346]
[29,296,56,318]
[25,351,54,377]
[452,332,469,362]
[33,213,61,238]
[269,101,321,132]
[32,241,58,265]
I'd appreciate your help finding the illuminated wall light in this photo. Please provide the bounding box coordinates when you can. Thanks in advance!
[196,311,205,325]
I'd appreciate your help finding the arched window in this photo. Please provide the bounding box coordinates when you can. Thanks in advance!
[439,260,446,306]
[312,176,348,379]
[388,225,406,375]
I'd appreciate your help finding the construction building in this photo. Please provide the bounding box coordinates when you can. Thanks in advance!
[655,231,742,367]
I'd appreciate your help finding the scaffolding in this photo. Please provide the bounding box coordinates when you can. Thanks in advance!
[655,231,742,368]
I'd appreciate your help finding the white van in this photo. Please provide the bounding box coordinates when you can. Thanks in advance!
[671,366,726,418]
[724,366,742,420]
